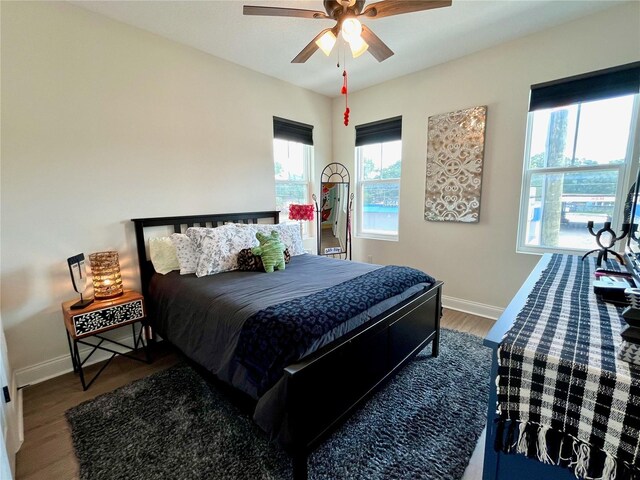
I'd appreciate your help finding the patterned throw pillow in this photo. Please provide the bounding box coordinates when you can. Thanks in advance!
[195,224,257,277]
[185,226,217,252]
[235,223,305,256]
[274,223,305,256]
[237,248,291,271]
[169,233,199,275]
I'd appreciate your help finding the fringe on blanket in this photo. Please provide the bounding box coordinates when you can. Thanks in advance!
[494,419,640,480]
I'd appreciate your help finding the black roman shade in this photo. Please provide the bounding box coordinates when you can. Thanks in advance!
[355,116,402,147]
[529,62,640,112]
[273,116,314,146]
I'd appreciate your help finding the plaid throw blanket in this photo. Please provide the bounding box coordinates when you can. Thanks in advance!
[496,254,640,480]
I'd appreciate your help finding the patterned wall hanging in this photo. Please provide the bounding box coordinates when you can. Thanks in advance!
[424,106,487,223]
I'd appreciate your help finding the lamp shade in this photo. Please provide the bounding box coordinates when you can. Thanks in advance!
[89,251,123,299]
[348,35,369,58]
[289,204,315,221]
[315,29,337,56]
[341,18,362,43]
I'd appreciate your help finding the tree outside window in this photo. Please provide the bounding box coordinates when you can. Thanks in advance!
[519,94,636,253]
[356,140,402,239]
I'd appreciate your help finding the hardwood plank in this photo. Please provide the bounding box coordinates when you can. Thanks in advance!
[16,343,179,479]
[441,308,494,337]
[15,309,494,479]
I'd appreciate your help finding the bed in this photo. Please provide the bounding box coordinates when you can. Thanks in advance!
[132,210,443,480]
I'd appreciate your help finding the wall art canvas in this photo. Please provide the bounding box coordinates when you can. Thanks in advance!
[424,106,487,223]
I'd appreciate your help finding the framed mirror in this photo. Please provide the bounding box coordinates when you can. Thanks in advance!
[315,163,353,259]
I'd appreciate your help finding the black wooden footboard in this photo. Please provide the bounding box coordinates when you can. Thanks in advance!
[283,281,443,479]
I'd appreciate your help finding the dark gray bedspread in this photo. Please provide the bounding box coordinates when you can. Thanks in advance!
[148,254,429,439]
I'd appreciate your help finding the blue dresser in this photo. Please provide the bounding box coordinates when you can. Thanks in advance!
[483,254,639,480]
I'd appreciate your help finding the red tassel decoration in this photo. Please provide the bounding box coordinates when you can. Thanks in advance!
[342,69,349,126]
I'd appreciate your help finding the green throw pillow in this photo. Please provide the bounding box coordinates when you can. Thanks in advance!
[251,231,286,273]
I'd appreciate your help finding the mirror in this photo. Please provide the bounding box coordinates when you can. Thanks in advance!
[315,163,352,259]
[320,183,349,255]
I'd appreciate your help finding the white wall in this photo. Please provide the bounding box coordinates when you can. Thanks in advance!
[0,1,332,378]
[332,2,640,313]
[2,1,639,382]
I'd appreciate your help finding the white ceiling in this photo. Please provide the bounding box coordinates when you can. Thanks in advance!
[72,0,626,97]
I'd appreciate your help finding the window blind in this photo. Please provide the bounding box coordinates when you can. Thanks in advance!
[529,62,640,111]
[355,116,402,147]
[273,116,314,146]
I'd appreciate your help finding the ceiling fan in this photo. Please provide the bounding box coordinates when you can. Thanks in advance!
[243,0,452,63]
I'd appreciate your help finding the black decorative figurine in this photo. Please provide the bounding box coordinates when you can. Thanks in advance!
[582,221,630,266]
[67,253,93,309]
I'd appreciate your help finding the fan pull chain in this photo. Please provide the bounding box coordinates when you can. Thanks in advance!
[342,69,350,126]
[337,37,345,69]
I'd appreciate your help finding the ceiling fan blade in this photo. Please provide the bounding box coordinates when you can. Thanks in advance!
[360,0,452,19]
[243,5,329,19]
[291,29,331,63]
[361,25,394,62]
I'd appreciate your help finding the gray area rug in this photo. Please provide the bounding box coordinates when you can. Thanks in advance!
[66,328,491,480]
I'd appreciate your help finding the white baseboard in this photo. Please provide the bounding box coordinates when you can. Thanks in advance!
[15,333,134,387]
[442,295,504,320]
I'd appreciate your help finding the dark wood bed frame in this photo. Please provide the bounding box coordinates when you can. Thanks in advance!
[131,210,443,480]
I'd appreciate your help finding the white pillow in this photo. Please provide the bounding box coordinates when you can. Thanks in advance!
[274,223,305,256]
[149,237,180,275]
[170,233,198,275]
[238,223,305,256]
[195,224,256,277]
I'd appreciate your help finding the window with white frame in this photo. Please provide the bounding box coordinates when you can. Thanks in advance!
[517,63,640,254]
[355,116,402,240]
[273,117,313,228]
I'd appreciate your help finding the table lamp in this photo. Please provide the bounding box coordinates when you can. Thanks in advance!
[89,251,123,299]
[288,204,315,238]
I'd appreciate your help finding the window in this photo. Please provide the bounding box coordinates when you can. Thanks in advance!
[355,116,402,240]
[272,117,313,225]
[517,63,640,254]
[274,139,311,213]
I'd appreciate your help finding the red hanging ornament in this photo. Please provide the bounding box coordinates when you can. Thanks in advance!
[341,69,350,126]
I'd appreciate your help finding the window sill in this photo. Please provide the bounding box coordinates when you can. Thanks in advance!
[356,233,399,242]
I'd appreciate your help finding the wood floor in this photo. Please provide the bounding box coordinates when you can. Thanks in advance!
[15,309,495,480]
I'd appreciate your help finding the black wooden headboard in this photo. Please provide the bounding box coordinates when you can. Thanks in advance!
[131,211,280,296]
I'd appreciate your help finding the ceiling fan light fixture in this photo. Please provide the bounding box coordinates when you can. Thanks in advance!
[348,35,369,58]
[340,17,362,43]
[315,29,337,56]
[245,0,452,64]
